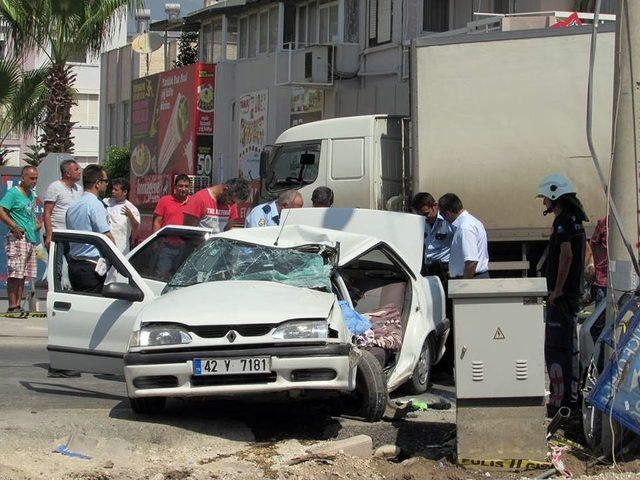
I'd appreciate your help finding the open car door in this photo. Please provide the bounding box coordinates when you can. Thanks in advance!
[47,230,155,375]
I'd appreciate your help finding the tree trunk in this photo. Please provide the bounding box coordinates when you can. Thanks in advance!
[40,64,76,154]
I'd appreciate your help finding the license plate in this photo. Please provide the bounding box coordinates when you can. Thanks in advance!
[193,357,271,376]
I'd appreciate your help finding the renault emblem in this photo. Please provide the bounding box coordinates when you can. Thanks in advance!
[226,331,237,343]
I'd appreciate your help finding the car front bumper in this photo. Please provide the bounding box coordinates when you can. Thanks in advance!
[124,344,357,398]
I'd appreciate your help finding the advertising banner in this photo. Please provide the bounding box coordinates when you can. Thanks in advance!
[130,63,215,211]
[290,87,323,127]
[238,89,268,180]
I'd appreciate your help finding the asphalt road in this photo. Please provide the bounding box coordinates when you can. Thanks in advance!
[0,315,456,451]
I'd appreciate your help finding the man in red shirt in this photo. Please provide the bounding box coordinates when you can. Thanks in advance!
[152,174,191,232]
[183,178,250,233]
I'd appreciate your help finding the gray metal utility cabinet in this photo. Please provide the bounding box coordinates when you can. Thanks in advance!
[449,278,548,464]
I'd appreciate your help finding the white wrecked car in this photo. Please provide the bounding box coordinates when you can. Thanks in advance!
[47,209,449,421]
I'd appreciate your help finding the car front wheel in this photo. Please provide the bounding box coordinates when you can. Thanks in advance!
[350,350,388,422]
[129,396,166,415]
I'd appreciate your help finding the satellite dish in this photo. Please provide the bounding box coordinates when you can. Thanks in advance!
[131,32,163,54]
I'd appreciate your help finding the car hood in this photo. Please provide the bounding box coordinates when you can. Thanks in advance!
[141,280,336,326]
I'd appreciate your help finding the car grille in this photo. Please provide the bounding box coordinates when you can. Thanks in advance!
[190,324,276,338]
[190,373,277,386]
[133,375,179,389]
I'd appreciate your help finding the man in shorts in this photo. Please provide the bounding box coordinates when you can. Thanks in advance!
[0,166,41,312]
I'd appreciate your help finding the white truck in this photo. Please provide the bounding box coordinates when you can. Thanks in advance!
[260,27,614,272]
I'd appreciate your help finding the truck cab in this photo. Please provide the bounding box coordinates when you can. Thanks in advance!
[260,115,408,211]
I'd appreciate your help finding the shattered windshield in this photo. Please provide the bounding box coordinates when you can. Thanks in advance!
[163,238,334,294]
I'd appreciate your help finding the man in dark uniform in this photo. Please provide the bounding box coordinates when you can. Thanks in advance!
[411,192,453,282]
[537,174,588,415]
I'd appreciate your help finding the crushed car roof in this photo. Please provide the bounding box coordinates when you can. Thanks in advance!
[219,208,425,274]
[283,208,425,275]
[217,224,379,267]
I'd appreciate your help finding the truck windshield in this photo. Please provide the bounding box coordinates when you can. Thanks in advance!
[163,238,334,293]
[264,141,321,192]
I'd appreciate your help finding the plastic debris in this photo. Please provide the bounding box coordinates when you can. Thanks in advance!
[411,400,451,411]
[550,446,572,478]
[54,444,92,460]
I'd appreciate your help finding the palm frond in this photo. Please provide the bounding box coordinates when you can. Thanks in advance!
[0,58,22,104]
[8,66,48,134]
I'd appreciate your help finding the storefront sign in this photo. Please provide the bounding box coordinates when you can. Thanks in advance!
[130,63,216,210]
[238,89,268,180]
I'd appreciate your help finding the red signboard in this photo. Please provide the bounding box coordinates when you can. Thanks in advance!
[130,63,215,211]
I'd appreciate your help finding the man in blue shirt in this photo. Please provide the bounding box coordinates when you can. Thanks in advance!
[245,190,303,228]
[411,192,453,279]
[65,165,114,293]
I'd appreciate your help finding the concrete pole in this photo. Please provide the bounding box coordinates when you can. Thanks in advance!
[601,0,640,454]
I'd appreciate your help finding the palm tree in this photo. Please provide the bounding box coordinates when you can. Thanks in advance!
[0,0,144,154]
[0,57,47,163]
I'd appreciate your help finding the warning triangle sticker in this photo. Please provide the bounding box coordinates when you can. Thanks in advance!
[493,328,506,340]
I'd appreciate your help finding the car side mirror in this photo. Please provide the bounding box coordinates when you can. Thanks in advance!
[102,282,144,302]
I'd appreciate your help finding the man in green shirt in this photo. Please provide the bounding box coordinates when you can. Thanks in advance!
[0,166,41,312]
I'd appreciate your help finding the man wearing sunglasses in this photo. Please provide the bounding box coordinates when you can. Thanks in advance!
[65,164,115,293]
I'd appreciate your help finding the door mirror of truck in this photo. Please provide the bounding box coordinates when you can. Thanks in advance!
[259,146,274,176]
[300,152,316,165]
[102,282,145,302]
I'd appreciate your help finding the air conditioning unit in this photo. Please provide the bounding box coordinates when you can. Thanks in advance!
[304,46,333,83]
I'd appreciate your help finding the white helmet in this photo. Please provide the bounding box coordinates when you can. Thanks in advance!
[536,173,576,201]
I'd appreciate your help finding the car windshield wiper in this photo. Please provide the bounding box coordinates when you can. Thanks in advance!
[166,281,200,289]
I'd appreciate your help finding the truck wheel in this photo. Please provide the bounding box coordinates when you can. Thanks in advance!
[351,350,388,422]
[405,337,433,394]
[129,396,166,415]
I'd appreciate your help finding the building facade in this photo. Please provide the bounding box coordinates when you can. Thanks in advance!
[143,0,616,183]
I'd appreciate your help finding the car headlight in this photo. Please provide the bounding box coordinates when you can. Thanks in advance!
[272,320,328,340]
[129,325,193,347]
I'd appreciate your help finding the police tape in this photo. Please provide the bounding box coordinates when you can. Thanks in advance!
[457,457,553,470]
[1,311,46,319]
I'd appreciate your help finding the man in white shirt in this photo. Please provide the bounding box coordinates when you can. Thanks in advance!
[438,193,489,279]
[43,159,83,250]
[104,178,140,253]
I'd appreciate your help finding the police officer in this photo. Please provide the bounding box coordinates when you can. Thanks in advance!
[244,190,303,228]
[412,193,455,376]
[536,173,588,416]
[438,193,489,279]
[411,192,453,280]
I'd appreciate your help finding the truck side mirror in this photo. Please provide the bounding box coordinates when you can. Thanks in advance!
[300,153,316,165]
[259,146,274,176]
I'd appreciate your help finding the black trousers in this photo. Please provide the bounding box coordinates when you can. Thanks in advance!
[545,295,580,410]
[68,259,105,293]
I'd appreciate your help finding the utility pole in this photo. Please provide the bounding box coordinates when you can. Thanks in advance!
[601,0,640,454]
